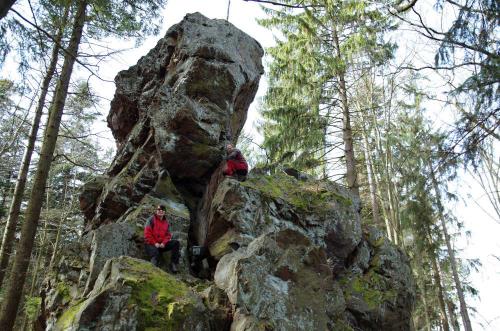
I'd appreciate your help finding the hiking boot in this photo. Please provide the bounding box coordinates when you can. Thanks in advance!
[170,263,178,274]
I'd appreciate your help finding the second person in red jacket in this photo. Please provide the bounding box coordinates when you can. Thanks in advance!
[144,205,180,273]
[223,143,248,181]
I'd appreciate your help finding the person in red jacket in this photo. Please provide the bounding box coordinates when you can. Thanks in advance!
[223,143,248,181]
[144,205,180,273]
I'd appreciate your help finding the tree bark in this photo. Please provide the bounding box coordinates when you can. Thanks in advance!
[332,25,360,200]
[367,96,397,242]
[429,162,473,331]
[361,112,382,226]
[0,2,87,329]
[430,250,451,331]
[0,4,69,288]
[446,297,461,331]
[414,257,432,331]
[48,175,70,272]
[0,0,17,20]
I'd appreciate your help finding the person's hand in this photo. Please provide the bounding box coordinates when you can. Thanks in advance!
[159,243,165,248]
[155,243,160,248]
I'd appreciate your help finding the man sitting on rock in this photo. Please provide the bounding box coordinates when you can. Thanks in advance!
[223,143,248,181]
[144,205,180,273]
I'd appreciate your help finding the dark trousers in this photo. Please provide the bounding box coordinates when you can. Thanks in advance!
[145,240,180,265]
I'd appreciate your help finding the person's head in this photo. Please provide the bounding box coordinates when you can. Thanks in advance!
[156,205,166,217]
[226,143,234,153]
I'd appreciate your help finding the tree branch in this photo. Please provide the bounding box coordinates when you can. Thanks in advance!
[10,8,114,83]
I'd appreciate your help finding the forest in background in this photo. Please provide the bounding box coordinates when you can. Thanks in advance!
[0,0,498,330]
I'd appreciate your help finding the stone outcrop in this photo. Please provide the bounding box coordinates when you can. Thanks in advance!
[41,12,415,331]
[208,174,415,330]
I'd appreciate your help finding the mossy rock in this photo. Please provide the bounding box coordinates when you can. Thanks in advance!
[241,173,353,212]
[208,228,246,260]
[342,270,397,311]
[55,256,209,331]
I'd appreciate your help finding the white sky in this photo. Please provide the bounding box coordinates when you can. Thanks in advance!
[3,0,499,329]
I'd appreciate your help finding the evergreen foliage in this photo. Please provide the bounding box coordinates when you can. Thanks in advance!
[258,0,396,178]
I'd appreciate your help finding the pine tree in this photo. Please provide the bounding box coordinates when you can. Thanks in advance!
[258,0,396,198]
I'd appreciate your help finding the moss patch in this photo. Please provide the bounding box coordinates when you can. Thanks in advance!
[119,258,197,330]
[209,229,240,259]
[241,174,351,212]
[56,282,71,300]
[55,257,202,330]
[343,271,397,310]
[55,299,85,330]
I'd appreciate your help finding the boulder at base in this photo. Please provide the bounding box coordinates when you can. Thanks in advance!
[52,256,210,331]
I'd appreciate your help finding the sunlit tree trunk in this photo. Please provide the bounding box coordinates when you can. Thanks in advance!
[360,113,382,227]
[430,251,451,331]
[0,4,69,288]
[0,2,87,329]
[48,175,70,273]
[366,96,397,242]
[429,162,473,331]
[332,25,359,200]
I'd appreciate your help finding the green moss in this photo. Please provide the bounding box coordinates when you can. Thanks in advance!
[329,192,353,207]
[369,254,381,268]
[55,299,85,330]
[344,271,397,310]
[209,229,239,259]
[24,296,42,321]
[192,143,217,157]
[55,258,200,330]
[242,174,349,212]
[154,174,183,203]
[332,319,355,331]
[121,258,196,330]
[56,282,71,301]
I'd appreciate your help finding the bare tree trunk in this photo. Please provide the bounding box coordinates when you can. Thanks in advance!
[429,163,473,331]
[366,96,396,242]
[446,297,461,331]
[48,175,70,272]
[332,25,359,200]
[0,2,87,329]
[0,4,69,288]
[0,0,17,20]
[361,116,382,226]
[413,253,432,331]
[430,251,451,331]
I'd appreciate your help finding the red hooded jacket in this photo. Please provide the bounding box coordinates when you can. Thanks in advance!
[144,215,172,245]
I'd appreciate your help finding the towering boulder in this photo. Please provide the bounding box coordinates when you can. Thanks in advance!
[83,11,264,232]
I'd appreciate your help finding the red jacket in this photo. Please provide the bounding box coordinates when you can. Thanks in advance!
[226,149,248,170]
[144,215,172,245]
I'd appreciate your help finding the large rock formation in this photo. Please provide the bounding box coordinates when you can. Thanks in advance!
[40,12,415,331]
[208,174,415,330]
